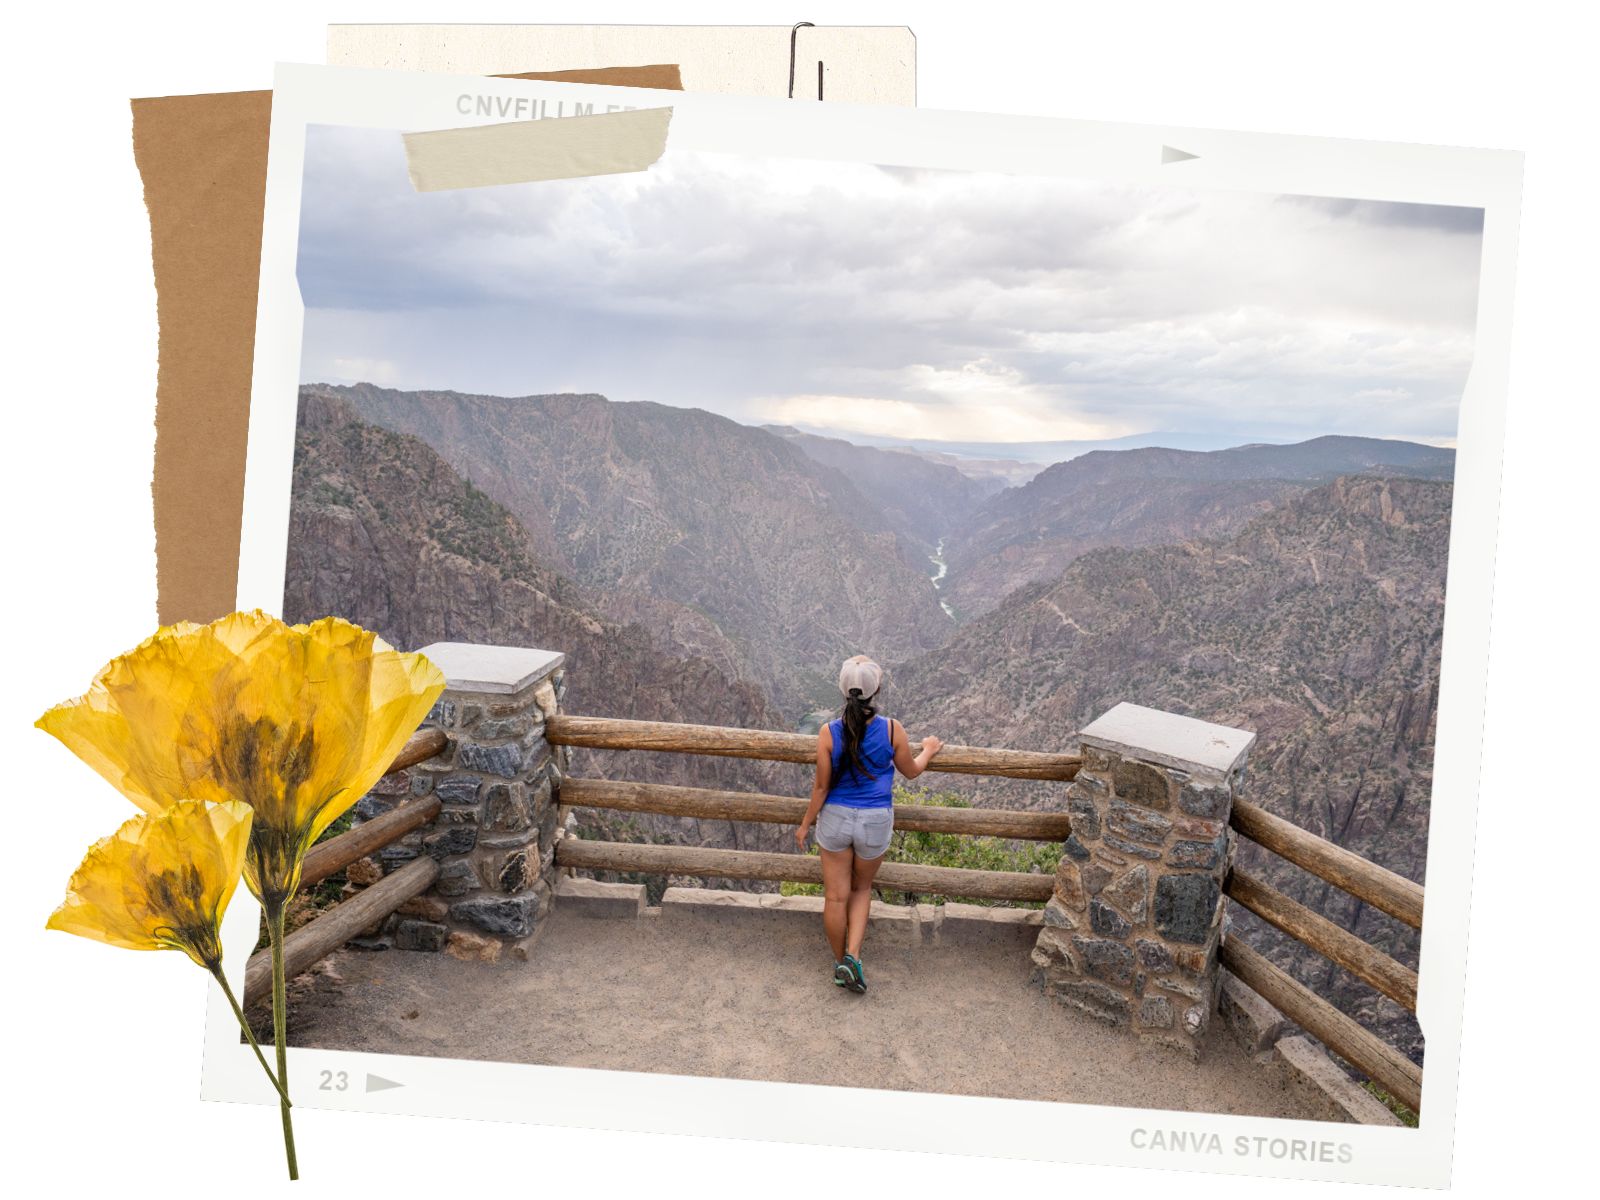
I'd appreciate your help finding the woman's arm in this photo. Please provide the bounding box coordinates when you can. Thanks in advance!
[891,719,944,780]
[795,725,834,849]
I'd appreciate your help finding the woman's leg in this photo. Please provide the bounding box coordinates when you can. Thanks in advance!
[819,846,855,962]
[845,851,885,960]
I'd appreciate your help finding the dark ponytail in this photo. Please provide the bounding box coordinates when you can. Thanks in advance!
[838,688,879,782]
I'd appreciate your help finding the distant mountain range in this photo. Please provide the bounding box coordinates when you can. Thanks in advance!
[286,382,1450,1054]
[940,436,1455,619]
[761,425,992,550]
[773,425,1344,477]
[767,426,1046,494]
[881,446,1046,494]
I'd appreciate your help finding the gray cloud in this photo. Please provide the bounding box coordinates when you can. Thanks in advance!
[296,125,1482,449]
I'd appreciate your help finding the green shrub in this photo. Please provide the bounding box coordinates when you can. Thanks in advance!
[1360,1081,1419,1127]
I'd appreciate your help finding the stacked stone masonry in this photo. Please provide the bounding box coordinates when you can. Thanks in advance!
[343,647,569,964]
[1031,703,1253,1060]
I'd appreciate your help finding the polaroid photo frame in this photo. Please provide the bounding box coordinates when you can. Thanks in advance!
[212,61,1520,1188]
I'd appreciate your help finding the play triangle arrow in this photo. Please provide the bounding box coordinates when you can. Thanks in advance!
[1161,145,1199,164]
[365,1073,405,1092]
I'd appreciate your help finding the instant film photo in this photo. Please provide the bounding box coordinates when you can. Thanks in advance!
[214,62,1521,1187]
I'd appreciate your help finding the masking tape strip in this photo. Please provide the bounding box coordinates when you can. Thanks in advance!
[403,106,673,192]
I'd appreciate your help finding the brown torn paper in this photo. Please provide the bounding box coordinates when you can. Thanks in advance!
[132,66,683,626]
[404,106,672,192]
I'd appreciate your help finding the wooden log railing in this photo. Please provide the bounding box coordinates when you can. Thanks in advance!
[549,709,1430,1117]
[1231,798,1423,929]
[240,724,451,1008]
[560,777,1071,841]
[547,714,1082,781]
[554,838,1055,903]
[1225,867,1418,1012]
[1221,937,1422,1114]
[388,726,451,773]
[1220,799,1426,1111]
[549,722,1074,906]
[1221,797,1424,1051]
[298,796,442,891]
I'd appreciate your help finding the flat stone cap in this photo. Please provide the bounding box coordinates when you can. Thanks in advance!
[415,642,565,695]
[1078,702,1255,779]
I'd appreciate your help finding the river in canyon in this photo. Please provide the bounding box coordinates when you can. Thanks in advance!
[928,537,956,620]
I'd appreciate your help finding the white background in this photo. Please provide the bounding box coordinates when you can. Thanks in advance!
[1,2,1590,1196]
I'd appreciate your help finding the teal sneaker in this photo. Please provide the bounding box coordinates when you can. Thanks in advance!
[843,954,867,994]
[833,960,854,988]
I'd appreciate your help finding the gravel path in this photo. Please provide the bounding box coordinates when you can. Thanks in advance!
[285,905,1324,1119]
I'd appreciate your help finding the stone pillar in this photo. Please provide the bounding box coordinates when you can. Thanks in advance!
[349,642,567,963]
[1030,702,1254,1059]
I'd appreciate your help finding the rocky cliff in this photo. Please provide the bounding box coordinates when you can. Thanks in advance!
[892,474,1450,1056]
[309,383,952,713]
[285,391,810,861]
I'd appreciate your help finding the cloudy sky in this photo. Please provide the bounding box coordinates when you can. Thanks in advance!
[297,124,1483,454]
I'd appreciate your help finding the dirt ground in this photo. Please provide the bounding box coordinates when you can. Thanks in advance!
[282,904,1328,1121]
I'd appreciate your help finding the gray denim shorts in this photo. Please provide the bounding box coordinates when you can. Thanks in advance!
[814,803,894,860]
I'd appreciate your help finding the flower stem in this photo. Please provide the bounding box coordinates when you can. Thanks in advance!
[211,966,292,1106]
[268,903,299,1181]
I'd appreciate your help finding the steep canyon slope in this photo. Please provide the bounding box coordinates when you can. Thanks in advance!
[310,383,952,711]
[285,391,811,860]
[891,474,1448,1055]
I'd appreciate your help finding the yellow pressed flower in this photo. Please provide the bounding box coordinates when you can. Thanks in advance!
[37,609,447,906]
[47,799,253,971]
[48,798,294,1110]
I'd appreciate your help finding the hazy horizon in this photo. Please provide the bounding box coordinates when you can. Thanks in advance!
[309,377,1455,476]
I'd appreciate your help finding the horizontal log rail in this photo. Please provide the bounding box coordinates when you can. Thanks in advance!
[560,777,1072,841]
[554,838,1055,903]
[1232,798,1424,930]
[546,715,1082,781]
[1226,867,1418,1012]
[298,796,443,891]
[385,726,450,775]
[244,856,439,1009]
[1221,936,1421,1115]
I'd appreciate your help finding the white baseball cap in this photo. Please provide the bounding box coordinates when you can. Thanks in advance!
[838,654,883,698]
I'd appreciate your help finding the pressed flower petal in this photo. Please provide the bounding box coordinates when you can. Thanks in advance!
[37,617,241,813]
[37,692,166,816]
[47,800,254,970]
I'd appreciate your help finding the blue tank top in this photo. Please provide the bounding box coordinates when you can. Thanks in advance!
[826,715,896,808]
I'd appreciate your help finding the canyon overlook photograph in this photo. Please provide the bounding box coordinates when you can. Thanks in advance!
[273,124,1483,1117]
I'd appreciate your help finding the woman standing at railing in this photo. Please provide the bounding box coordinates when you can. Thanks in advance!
[795,654,944,994]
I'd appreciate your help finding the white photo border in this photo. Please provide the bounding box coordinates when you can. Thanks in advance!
[214,61,1522,1188]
